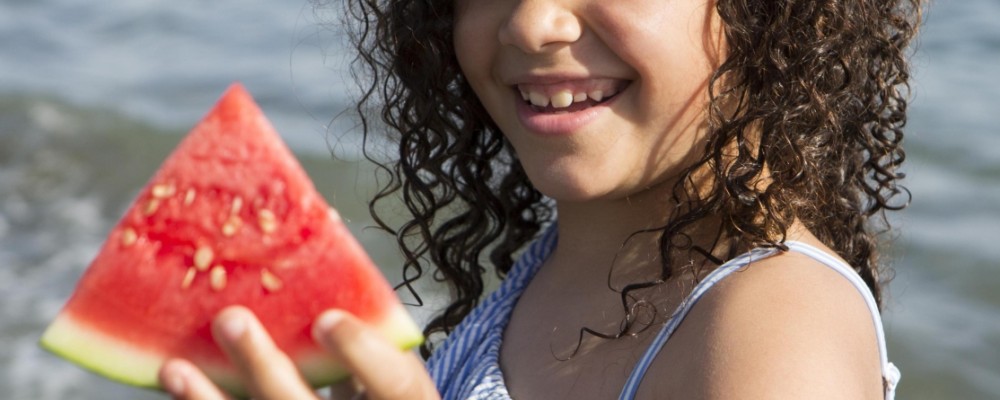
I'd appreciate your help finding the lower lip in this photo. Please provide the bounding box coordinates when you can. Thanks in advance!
[515,96,616,136]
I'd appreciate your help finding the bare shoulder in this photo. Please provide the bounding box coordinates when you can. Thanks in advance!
[646,239,885,399]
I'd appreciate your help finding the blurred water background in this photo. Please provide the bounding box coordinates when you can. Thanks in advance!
[0,0,997,399]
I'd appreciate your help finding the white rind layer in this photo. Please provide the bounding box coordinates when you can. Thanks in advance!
[40,312,167,390]
[39,304,423,397]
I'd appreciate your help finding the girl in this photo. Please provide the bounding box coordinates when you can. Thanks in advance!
[158,0,921,399]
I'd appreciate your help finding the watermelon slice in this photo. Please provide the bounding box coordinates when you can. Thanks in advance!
[39,83,422,396]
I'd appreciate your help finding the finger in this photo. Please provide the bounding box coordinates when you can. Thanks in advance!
[212,306,320,400]
[159,358,231,400]
[328,377,364,400]
[313,310,438,400]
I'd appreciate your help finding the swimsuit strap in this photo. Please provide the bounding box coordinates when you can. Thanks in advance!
[781,242,899,399]
[618,241,898,400]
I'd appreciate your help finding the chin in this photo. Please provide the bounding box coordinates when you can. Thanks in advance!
[526,173,618,204]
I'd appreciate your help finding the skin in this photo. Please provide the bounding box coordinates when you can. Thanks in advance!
[160,0,886,398]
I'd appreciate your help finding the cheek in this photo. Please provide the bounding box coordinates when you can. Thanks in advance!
[452,3,497,83]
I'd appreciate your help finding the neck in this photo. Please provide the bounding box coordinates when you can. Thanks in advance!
[547,179,723,284]
[554,192,671,257]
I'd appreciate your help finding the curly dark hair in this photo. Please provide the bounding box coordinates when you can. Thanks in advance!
[333,0,921,357]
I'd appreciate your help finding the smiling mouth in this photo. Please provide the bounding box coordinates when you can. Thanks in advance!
[515,80,630,113]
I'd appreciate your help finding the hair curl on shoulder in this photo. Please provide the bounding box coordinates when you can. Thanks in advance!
[701,0,920,300]
[332,0,922,357]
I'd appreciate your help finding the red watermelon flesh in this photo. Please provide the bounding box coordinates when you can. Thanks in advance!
[39,83,422,396]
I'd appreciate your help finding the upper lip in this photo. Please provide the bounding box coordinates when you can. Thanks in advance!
[503,70,625,85]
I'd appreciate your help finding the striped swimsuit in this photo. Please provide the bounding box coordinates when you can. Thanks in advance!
[425,225,900,399]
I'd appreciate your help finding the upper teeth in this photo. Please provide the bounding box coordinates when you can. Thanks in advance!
[521,89,612,108]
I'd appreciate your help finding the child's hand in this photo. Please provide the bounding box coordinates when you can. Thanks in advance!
[157,306,439,400]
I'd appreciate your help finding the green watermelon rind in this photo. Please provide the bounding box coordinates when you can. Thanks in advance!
[40,304,423,397]
[40,312,164,390]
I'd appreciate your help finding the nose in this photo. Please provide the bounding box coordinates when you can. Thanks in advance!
[498,0,582,53]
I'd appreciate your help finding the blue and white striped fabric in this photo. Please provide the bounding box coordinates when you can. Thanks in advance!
[426,224,558,400]
[425,229,900,400]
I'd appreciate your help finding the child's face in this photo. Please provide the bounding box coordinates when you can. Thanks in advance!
[454,0,725,203]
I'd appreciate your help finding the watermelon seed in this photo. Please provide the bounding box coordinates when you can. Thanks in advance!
[143,198,160,216]
[222,216,242,237]
[231,196,244,215]
[121,227,137,247]
[194,246,214,271]
[260,269,283,292]
[152,183,176,198]
[184,188,196,205]
[181,267,197,289]
[210,266,227,291]
[328,207,341,222]
[258,209,277,234]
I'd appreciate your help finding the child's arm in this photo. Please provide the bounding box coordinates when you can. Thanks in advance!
[157,306,439,400]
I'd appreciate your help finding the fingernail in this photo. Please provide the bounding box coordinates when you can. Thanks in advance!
[161,361,187,395]
[219,309,247,341]
[313,310,346,345]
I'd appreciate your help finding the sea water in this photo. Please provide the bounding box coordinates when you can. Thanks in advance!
[1,1,997,399]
